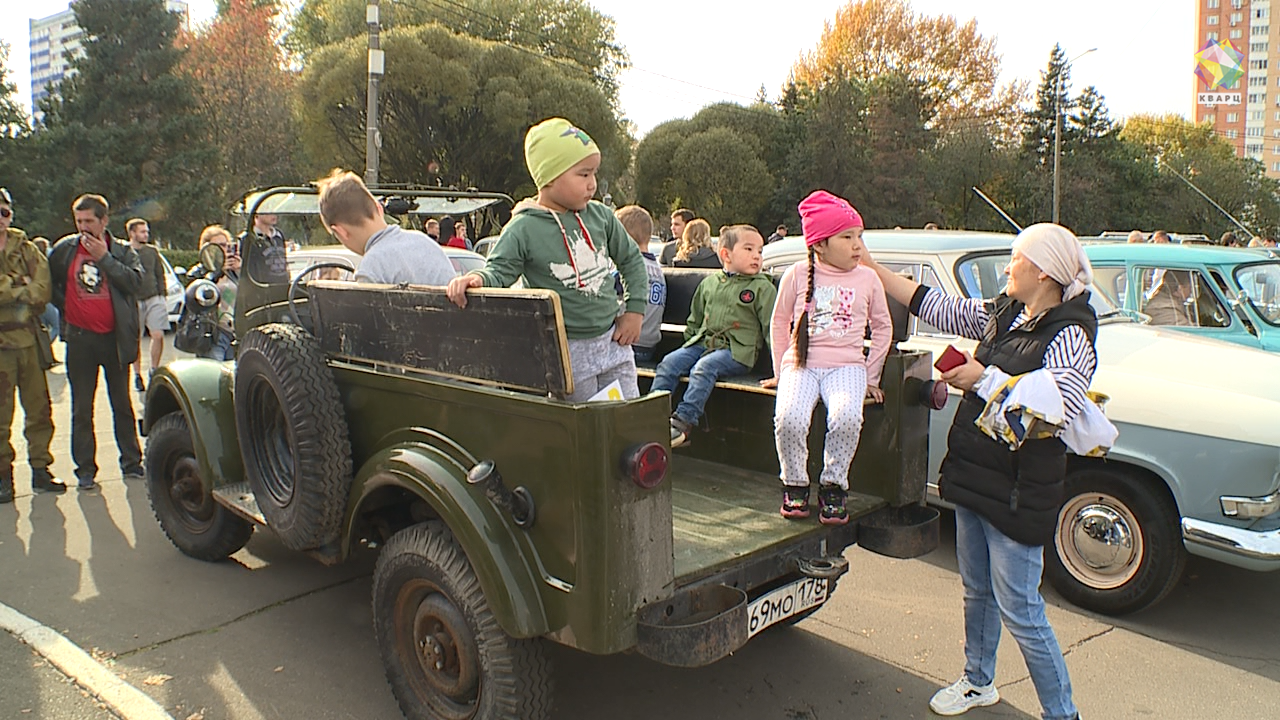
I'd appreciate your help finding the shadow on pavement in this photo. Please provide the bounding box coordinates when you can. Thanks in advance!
[914,507,1280,684]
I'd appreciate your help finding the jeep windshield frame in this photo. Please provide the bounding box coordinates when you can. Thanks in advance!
[232,185,514,334]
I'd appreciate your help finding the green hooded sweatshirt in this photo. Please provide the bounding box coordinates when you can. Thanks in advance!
[471,200,648,339]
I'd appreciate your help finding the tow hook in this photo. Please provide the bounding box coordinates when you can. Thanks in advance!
[467,460,536,529]
[797,555,849,580]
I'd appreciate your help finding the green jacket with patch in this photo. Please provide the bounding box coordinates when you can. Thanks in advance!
[683,272,777,369]
[0,228,51,350]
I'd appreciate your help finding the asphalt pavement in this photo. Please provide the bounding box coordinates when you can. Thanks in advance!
[2,337,1279,719]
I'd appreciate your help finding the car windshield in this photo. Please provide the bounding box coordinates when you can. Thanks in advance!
[954,252,1126,320]
[1234,261,1280,326]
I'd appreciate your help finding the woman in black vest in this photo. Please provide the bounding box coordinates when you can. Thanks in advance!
[867,224,1096,720]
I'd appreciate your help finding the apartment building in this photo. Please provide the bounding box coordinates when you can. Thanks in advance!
[28,1,190,112]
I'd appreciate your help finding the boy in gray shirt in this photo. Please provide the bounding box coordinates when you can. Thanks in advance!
[317,170,457,286]
[615,205,665,362]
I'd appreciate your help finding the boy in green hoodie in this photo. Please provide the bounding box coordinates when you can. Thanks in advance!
[446,118,648,401]
[651,225,777,447]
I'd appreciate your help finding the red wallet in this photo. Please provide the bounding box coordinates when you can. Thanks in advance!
[934,345,967,373]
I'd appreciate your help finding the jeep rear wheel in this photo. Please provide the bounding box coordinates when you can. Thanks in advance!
[373,521,552,720]
[145,412,253,561]
[234,323,352,551]
[1045,468,1186,616]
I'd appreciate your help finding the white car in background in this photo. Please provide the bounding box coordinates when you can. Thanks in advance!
[159,253,184,324]
[763,230,1280,616]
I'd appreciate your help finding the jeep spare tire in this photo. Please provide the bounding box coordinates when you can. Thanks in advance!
[234,323,353,551]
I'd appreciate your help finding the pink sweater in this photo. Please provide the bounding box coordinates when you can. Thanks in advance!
[771,260,893,388]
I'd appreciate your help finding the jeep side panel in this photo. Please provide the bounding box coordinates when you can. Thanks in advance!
[142,359,243,491]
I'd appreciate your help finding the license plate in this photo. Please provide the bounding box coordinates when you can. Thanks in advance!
[747,577,828,637]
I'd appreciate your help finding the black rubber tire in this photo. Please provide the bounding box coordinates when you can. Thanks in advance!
[373,521,553,720]
[234,323,353,551]
[145,412,253,561]
[1045,467,1186,616]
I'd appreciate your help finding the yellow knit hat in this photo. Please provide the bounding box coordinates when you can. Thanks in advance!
[524,118,600,188]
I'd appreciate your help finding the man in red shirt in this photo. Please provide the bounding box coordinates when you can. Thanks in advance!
[48,194,144,491]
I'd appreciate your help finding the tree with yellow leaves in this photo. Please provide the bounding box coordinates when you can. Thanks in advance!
[792,0,1015,129]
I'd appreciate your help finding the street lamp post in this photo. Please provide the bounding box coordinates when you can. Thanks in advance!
[1052,48,1097,225]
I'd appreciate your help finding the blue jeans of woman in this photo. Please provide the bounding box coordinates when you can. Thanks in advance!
[955,504,1077,720]
[201,328,235,361]
[650,345,747,425]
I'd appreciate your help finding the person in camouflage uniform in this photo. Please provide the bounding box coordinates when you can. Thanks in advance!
[0,188,64,503]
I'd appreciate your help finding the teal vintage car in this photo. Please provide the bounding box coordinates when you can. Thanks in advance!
[1084,243,1280,351]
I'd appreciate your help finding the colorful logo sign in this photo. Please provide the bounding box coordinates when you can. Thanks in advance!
[1195,39,1245,91]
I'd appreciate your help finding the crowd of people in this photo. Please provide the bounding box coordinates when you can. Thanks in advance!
[1,114,1104,719]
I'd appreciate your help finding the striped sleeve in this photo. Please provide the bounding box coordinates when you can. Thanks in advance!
[916,287,991,340]
[1043,325,1098,425]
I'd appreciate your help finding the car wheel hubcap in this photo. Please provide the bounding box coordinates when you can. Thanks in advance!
[168,455,214,533]
[395,580,479,718]
[1056,492,1143,590]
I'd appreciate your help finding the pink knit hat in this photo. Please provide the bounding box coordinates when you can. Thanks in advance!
[799,190,863,246]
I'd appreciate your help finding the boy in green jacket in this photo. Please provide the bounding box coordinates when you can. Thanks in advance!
[446,118,648,402]
[651,225,776,446]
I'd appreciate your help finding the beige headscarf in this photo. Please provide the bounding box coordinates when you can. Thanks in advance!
[1012,223,1093,301]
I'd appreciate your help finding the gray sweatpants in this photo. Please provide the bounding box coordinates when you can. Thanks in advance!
[565,327,639,402]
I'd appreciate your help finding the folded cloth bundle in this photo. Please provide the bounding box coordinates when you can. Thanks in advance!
[974,368,1117,457]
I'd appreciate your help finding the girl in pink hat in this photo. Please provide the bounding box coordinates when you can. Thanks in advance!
[764,190,892,524]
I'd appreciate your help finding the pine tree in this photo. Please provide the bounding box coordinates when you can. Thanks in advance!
[33,0,218,243]
[1022,45,1072,164]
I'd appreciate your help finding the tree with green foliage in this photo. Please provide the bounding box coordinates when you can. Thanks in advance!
[31,0,218,244]
[1121,114,1280,237]
[0,42,35,218]
[290,0,627,99]
[295,23,628,198]
[633,103,782,229]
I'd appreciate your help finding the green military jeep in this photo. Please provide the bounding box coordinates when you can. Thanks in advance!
[141,186,941,720]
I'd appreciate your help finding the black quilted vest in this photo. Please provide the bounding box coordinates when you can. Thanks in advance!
[939,292,1098,546]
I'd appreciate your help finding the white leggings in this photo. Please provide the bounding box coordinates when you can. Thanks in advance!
[774,365,867,490]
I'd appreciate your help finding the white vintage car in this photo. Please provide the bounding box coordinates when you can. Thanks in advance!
[763,230,1280,615]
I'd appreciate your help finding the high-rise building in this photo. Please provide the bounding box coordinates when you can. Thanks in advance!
[28,1,190,113]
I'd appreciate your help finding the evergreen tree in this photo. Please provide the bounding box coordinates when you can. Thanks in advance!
[1022,44,1071,164]
[33,0,218,243]
[0,42,36,229]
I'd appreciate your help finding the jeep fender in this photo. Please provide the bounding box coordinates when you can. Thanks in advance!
[343,434,550,640]
[142,359,242,492]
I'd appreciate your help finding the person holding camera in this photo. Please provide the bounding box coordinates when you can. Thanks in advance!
[48,194,145,492]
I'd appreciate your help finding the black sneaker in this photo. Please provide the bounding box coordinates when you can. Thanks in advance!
[32,468,67,494]
[818,484,849,526]
[77,479,99,493]
[123,468,145,481]
[670,416,692,448]
[780,486,810,519]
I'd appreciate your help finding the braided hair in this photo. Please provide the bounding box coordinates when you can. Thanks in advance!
[791,246,818,368]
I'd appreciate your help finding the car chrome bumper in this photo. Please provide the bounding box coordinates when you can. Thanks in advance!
[1220,489,1280,519]
[1182,518,1280,562]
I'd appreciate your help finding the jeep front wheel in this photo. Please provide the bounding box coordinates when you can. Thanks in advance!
[145,412,253,561]
[373,521,552,720]
[1045,468,1185,616]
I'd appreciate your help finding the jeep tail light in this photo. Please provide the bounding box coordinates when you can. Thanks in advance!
[624,442,668,490]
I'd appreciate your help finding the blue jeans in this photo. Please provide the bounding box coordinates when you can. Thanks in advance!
[650,345,747,425]
[956,505,1077,720]
[201,328,234,361]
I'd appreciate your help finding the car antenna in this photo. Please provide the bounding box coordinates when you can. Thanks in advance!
[1156,158,1256,238]
[971,186,1023,232]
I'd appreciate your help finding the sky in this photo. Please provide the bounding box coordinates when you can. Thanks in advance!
[2,0,1195,137]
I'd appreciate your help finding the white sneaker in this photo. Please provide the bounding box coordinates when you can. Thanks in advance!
[929,676,999,716]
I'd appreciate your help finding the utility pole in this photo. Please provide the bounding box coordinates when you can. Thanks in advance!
[1052,47,1096,225]
[365,0,383,186]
